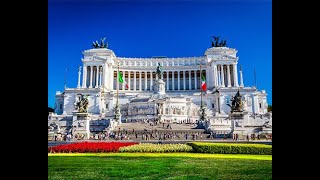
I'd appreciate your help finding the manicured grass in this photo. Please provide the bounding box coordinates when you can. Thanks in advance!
[48,153,272,179]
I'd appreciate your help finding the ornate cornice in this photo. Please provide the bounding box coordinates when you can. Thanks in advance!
[64,88,103,93]
[115,66,208,71]
[117,56,205,61]
[204,47,237,56]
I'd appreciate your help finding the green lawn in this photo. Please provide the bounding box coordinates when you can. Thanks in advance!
[48,153,272,179]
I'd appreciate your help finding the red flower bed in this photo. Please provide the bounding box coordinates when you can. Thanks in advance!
[48,142,138,153]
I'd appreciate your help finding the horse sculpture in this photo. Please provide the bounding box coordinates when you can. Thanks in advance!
[92,37,108,48]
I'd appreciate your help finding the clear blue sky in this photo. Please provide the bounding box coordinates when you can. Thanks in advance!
[48,0,272,108]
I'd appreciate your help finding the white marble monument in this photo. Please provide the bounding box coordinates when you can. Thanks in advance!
[49,37,272,139]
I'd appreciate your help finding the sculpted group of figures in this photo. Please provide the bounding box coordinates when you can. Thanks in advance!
[129,106,155,115]
[158,104,201,116]
[127,104,202,116]
[228,90,245,113]
[74,94,89,113]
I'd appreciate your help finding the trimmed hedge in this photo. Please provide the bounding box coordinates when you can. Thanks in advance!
[187,142,272,155]
[119,143,193,153]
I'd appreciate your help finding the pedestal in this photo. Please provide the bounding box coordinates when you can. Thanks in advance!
[72,112,90,139]
[114,105,122,125]
[154,79,166,95]
[230,111,249,139]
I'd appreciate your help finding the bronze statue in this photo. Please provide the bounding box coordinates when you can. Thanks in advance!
[76,94,89,113]
[92,37,108,48]
[227,90,244,113]
[211,35,227,47]
[156,62,163,79]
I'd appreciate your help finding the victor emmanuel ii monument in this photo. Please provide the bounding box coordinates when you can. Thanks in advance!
[48,36,272,139]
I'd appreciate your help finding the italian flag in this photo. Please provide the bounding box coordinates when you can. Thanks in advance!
[118,71,129,89]
[201,73,207,91]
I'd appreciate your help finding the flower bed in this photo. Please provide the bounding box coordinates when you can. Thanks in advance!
[119,143,193,153]
[48,142,138,153]
[187,142,272,155]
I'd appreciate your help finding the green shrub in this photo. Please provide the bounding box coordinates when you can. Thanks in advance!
[187,142,272,155]
[119,143,193,153]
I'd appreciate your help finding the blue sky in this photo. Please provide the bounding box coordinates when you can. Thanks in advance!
[48,0,272,107]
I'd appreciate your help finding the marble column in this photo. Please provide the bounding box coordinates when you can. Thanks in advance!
[110,68,113,90]
[95,66,99,88]
[213,64,218,87]
[128,71,131,90]
[77,66,81,88]
[227,65,231,87]
[99,67,102,87]
[145,71,148,90]
[240,69,244,87]
[172,71,175,90]
[82,65,87,88]
[166,71,169,91]
[150,71,153,90]
[221,65,225,87]
[102,65,107,88]
[133,71,136,91]
[183,71,186,90]
[89,66,93,88]
[139,71,142,91]
[233,64,239,87]
[121,71,124,90]
[178,71,180,90]
[188,70,191,90]
[194,70,197,90]
[218,69,221,86]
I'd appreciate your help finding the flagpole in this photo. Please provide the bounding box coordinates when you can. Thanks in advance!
[200,63,202,109]
[117,60,119,107]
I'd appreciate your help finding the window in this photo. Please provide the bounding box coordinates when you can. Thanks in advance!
[106,103,109,109]
[60,104,62,109]
[212,103,214,108]
[259,103,262,108]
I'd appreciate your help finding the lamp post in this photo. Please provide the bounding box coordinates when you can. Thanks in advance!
[199,59,207,124]
[114,60,122,125]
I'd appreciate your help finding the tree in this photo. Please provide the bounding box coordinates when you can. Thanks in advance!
[267,105,272,112]
[48,107,54,115]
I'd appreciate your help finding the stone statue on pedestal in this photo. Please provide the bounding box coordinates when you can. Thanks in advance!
[156,63,164,79]
[228,90,244,113]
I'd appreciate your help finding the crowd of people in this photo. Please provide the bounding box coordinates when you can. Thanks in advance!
[50,121,272,141]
